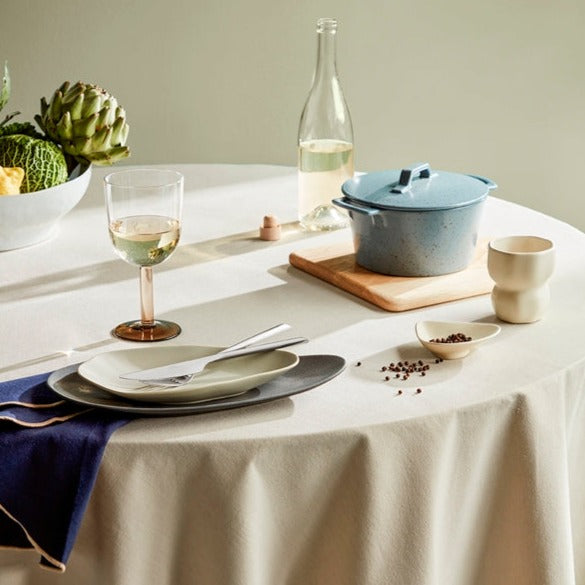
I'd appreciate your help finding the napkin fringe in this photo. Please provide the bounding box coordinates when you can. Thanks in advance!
[0,408,93,428]
[0,502,65,572]
[0,400,65,409]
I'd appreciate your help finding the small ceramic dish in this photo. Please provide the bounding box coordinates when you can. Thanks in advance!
[415,320,501,359]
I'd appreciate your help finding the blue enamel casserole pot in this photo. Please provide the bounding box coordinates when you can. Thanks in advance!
[333,162,497,277]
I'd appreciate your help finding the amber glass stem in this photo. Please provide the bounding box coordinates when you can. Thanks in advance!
[139,266,155,326]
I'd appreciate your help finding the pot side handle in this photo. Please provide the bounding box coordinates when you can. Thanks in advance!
[467,174,498,190]
[332,197,379,216]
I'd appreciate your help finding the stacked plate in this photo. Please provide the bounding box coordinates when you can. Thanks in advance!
[48,346,346,415]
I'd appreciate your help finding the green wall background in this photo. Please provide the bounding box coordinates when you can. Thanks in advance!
[2,0,584,230]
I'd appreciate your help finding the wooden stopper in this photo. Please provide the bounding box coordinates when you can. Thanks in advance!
[259,215,281,241]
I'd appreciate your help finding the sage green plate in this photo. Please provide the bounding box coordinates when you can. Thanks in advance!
[77,345,298,404]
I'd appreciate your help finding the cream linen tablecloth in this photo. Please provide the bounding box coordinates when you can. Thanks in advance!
[1,164,584,585]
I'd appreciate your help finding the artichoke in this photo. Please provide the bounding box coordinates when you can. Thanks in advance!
[1,63,44,139]
[35,81,130,166]
[1,61,22,130]
[0,61,11,114]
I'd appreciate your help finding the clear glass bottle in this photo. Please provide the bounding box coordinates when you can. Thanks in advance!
[298,17,354,231]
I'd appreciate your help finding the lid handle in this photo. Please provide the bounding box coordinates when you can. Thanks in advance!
[391,162,432,193]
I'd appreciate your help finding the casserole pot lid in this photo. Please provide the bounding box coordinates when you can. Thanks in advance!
[341,162,496,211]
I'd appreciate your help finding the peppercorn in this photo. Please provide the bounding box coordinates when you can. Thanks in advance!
[429,332,472,343]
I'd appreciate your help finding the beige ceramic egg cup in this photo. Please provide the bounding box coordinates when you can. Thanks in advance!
[487,236,555,324]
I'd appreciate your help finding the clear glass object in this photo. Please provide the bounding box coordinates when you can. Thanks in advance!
[104,169,184,342]
[298,17,354,231]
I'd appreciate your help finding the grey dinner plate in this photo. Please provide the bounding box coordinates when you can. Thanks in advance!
[47,354,346,415]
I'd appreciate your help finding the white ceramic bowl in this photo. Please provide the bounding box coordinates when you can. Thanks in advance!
[0,163,92,251]
[415,320,501,359]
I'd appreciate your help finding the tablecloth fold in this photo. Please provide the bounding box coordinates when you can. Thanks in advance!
[0,372,134,571]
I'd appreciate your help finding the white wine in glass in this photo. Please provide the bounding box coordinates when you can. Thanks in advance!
[105,169,183,342]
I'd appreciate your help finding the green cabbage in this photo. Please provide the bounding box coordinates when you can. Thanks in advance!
[0,134,68,192]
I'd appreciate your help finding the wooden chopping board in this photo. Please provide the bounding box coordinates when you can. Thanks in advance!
[289,239,494,312]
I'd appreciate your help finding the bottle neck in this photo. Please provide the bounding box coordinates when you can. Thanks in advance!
[313,19,338,83]
[298,17,353,144]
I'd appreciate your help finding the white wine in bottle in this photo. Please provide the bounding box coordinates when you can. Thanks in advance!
[297,17,354,231]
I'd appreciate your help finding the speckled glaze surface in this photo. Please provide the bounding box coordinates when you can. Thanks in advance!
[334,163,496,277]
[349,202,485,276]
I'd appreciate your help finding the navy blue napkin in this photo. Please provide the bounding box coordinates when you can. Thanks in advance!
[0,371,134,571]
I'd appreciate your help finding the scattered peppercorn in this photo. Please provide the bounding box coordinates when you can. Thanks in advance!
[372,355,447,394]
[356,361,361,366]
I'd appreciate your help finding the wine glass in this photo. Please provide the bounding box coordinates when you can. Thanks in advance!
[104,168,184,342]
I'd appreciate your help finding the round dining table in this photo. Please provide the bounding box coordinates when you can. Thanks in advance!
[1,164,584,585]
